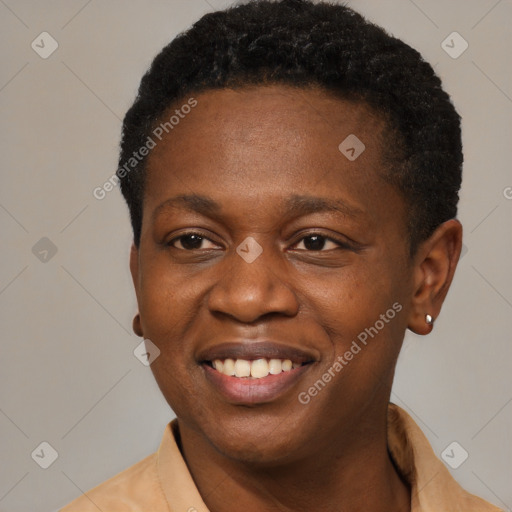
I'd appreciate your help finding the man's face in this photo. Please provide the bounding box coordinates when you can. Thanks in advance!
[132,85,415,463]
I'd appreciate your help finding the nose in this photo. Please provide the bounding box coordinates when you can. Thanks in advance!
[207,245,299,324]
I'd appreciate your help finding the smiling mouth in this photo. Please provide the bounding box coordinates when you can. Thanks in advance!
[204,358,311,379]
[198,341,317,403]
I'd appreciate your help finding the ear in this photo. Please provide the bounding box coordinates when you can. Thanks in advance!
[130,243,144,338]
[129,242,140,290]
[407,219,463,335]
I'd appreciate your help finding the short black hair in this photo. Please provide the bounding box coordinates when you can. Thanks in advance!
[118,0,462,255]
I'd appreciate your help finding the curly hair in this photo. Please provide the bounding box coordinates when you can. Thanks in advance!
[118,0,462,255]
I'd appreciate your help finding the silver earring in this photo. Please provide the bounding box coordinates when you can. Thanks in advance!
[425,314,434,326]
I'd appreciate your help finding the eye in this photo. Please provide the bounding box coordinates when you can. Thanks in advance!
[168,232,219,250]
[292,233,348,251]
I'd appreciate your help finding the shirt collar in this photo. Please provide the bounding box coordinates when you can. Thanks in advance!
[155,403,502,512]
[157,420,210,512]
[387,403,501,511]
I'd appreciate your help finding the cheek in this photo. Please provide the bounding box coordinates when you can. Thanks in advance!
[303,261,406,385]
[138,259,199,334]
[149,359,208,427]
[137,284,196,397]
[304,260,396,332]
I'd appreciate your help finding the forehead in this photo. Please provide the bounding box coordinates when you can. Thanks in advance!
[145,85,388,187]
[155,85,386,153]
[142,85,404,234]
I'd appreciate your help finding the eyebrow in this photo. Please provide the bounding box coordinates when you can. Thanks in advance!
[152,193,364,222]
[284,194,364,219]
[152,194,221,222]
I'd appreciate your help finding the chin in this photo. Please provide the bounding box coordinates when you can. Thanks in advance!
[214,438,299,467]
[202,414,311,467]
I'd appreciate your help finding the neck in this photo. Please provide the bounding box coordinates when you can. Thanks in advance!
[177,406,411,512]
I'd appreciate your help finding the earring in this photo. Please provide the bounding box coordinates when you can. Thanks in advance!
[425,314,434,326]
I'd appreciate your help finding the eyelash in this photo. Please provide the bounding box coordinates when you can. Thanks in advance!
[167,231,352,252]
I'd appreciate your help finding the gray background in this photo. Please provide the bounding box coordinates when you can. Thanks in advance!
[0,0,511,510]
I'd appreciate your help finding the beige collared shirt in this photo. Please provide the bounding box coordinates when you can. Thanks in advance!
[60,404,502,511]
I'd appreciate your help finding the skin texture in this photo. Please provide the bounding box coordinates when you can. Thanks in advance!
[130,85,462,512]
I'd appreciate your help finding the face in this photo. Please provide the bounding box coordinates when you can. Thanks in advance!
[131,85,416,464]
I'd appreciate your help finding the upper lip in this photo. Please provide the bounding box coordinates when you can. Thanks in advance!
[197,341,318,365]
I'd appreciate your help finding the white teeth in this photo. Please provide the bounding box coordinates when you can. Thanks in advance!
[282,359,293,371]
[234,359,251,377]
[250,358,269,378]
[222,358,235,376]
[268,359,282,375]
[214,358,302,378]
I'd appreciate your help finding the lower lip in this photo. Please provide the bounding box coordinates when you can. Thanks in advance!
[203,364,311,405]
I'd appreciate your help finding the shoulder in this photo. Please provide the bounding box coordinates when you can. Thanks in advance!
[59,452,168,512]
[388,403,503,512]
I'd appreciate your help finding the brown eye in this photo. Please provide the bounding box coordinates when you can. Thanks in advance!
[294,234,344,251]
[169,232,218,250]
